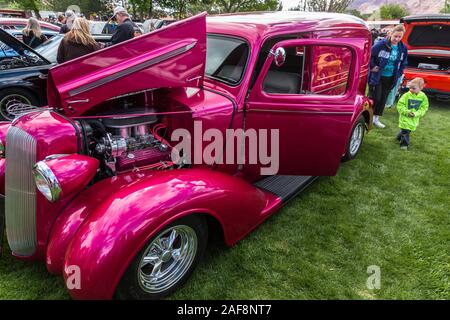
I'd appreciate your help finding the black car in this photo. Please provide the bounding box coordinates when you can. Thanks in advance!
[0,28,51,120]
[0,29,111,120]
[5,28,59,43]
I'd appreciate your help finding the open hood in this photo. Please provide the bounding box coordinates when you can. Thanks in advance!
[47,13,207,116]
[401,15,450,51]
[0,28,51,64]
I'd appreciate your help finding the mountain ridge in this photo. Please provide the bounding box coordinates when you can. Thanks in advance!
[349,0,446,15]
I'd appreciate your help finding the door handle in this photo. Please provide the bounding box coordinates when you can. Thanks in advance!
[68,99,90,104]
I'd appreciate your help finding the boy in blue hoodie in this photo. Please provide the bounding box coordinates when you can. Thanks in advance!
[396,78,429,150]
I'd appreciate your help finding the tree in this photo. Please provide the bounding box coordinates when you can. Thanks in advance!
[47,0,109,18]
[202,0,281,14]
[345,9,364,19]
[8,0,41,18]
[379,4,409,20]
[440,1,449,13]
[153,0,199,19]
[128,0,168,20]
[291,0,352,13]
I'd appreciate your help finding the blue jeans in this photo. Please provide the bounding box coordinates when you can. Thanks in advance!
[397,129,411,147]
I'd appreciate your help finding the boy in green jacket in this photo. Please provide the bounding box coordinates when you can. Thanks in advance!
[396,77,429,150]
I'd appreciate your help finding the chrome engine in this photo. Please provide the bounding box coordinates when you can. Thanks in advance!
[79,112,172,176]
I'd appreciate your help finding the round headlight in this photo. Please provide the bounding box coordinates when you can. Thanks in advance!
[33,161,61,202]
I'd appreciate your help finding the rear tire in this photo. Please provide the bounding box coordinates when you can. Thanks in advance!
[342,115,365,162]
[115,215,208,300]
[0,88,39,121]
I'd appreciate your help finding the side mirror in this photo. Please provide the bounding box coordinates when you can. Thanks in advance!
[271,47,286,67]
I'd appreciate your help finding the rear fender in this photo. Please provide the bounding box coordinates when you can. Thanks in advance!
[49,168,267,299]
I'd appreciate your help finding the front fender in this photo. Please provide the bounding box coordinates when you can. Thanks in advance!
[52,168,267,299]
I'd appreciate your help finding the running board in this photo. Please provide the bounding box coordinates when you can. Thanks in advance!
[254,175,317,203]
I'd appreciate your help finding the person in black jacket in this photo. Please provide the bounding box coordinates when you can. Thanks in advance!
[110,6,136,45]
[57,17,101,64]
[22,17,47,48]
[59,10,75,34]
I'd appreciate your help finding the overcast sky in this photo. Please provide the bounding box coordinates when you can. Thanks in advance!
[281,0,301,10]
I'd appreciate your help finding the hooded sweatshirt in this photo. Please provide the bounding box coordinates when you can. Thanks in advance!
[369,38,408,88]
[397,91,429,131]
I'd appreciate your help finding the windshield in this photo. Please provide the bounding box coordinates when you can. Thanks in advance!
[205,35,249,85]
[408,24,450,48]
[35,34,63,63]
[0,37,46,69]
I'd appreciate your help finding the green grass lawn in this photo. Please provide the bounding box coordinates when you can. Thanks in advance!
[0,100,449,300]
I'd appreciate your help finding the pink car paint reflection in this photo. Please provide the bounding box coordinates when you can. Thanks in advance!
[0,12,373,299]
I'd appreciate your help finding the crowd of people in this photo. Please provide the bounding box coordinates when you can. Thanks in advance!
[21,6,141,63]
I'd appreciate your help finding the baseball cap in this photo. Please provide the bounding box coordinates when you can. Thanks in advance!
[65,10,75,18]
[112,6,128,18]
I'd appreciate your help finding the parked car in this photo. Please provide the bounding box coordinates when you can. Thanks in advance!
[0,12,373,300]
[401,14,450,101]
[90,20,144,35]
[5,28,59,42]
[142,18,176,33]
[0,29,51,120]
[0,30,111,120]
[89,20,117,35]
[0,9,30,19]
[34,33,112,64]
[0,17,60,32]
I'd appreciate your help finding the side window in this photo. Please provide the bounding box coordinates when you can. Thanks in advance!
[262,46,305,94]
[205,35,249,85]
[262,44,352,96]
[250,33,309,90]
[310,46,352,95]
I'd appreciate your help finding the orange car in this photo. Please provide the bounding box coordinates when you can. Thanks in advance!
[401,15,450,101]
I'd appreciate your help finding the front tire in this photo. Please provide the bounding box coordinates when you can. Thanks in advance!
[342,115,365,162]
[116,215,208,300]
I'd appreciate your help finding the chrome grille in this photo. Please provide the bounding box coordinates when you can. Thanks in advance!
[5,126,37,256]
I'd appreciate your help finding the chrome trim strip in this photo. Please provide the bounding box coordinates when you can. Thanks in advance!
[408,49,450,56]
[5,126,37,257]
[69,41,197,97]
[312,81,348,94]
[248,109,353,115]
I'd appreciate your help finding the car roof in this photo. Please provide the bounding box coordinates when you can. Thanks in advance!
[5,29,58,36]
[0,17,60,30]
[401,14,450,23]
[206,11,368,42]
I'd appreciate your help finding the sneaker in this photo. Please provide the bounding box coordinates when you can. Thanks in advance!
[400,145,408,151]
[373,120,386,129]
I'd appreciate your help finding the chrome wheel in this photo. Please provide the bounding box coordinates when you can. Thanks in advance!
[349,122,363,156]
[138,225,198,294]
[0,94,32,120]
